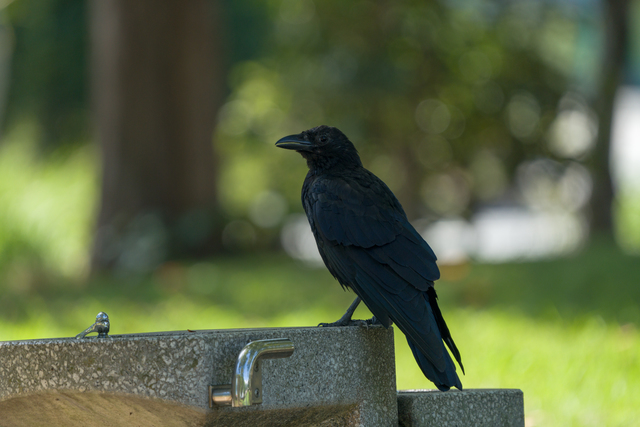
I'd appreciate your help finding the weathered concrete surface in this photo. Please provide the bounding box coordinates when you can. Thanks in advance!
[0,326,397,427]
[397,389,524,427]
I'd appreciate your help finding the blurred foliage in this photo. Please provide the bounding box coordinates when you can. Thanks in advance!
[0,0,612,253]
[2,0,88,148]
[216,0,601,227]
[615,188,640,253]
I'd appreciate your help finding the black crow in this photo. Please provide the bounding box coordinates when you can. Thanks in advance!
[276,125,463,391]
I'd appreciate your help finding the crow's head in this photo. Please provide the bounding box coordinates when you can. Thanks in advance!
[276,125,362,171]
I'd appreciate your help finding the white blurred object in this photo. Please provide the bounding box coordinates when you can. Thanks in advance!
[470,208,586,262]
[548,92,597,159]
[517,159,592,212]
[611,86,640,192]
[280,214,323,266]
[421,208,587,264]
[422,218,475,264]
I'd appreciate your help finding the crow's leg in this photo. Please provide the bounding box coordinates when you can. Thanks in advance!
[319,296,367,327]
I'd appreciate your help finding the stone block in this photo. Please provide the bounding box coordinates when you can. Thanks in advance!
[397,389,525,427]
[0,326,397,427]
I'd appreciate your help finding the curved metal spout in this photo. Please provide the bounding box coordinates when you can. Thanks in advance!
[210,338,295,407]
[232,338,294,406]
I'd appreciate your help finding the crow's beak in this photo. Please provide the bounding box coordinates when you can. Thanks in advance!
[275,134,314,151]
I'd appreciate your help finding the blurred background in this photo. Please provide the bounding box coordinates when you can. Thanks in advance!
[0,0,638,425]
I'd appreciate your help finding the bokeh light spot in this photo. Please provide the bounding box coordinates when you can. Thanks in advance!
[416,99,451,134]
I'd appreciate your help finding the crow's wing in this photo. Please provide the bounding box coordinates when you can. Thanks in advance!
[305,169,440,286]
[305,170,453,373]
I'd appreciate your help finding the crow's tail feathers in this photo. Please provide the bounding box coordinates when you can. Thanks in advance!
[427,287,464,374]
[407,338,462,391]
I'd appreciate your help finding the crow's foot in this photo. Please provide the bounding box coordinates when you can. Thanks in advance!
[318,316,388,328]
[318,318,369,327]
[318,296,364,327]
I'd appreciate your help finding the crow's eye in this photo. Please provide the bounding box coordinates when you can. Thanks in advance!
[319,135,328,143]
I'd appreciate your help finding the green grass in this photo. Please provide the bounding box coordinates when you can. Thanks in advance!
[1,249,639,426]
[0,138,639,425]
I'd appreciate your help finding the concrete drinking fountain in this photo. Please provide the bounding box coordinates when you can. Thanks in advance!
[0,312,523,426]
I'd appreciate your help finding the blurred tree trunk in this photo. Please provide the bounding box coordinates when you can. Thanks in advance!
[590,0,629,234]
[90,0,225,272]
